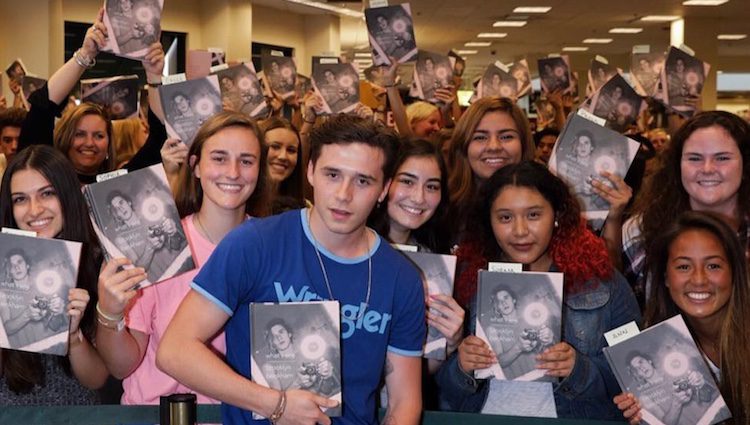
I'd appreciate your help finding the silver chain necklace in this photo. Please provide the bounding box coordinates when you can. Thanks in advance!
[308,208,372,320]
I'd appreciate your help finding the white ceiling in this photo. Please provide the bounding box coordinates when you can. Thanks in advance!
[260,0,750,78]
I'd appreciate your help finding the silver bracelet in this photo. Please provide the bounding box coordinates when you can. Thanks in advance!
[74,49,96,69]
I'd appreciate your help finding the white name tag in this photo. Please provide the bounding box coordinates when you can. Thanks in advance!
[163,73,187,85]
[577,108,607,126]
[369,0,388,8]
[604,321,640,346]
[96,169,128,182]
[487,262,523,273]
[1,227,36,237]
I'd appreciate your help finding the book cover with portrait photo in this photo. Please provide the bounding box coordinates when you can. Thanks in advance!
[5,58,27,83]
[548,112,640,226]
[312,62,360,115]
[537,56,574,95]
[81,74,140,120]
[365,4,418,66]
[412,50,453,104]
[0,232,81,356]
[587,58,619,95]
[102,0,163,59]
[251,301,342,417]
[260,55,297,100]
[585,74,646,133]
[604,315,731,425]
[20,75,47,110]
[475,270,563,381]
[158,75,223,146]
[83,164,195,288]
[212,63,269,119]
[659,46,710,117]
[401,251,457,360]
[631,51,666,98]
[477,62,518,100]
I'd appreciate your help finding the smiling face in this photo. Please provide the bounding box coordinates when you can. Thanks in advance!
[387,155,442,237]
[411,110,441,138]
[680,125,742,217]
[490,185,555,271]
[193,126,261,213]
[67,114,109,175]
[666,228,732,323]
[265,128,299,183]
[467,110,523,180]
[10,168,64,238]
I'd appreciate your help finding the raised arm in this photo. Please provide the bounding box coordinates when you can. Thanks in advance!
[383,61,412,137]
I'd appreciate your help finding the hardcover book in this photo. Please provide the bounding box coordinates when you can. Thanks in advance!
[20,76,47,109]
[0,232,82,356]
[477,63,518,100]
[412,50,453,104]
[5,58,27,82]
[509,60,532,98]
[475,270,563,381]
[312,62,360,115]
[261,55,297,100]
[81,75,140,120]
[365,4,418,66]
[212,63,269,118]
[83,164,195,288]
[537,56,574,95]
[587,58,619,95]
[585,74,646,133]
[548,112,640,226]
[631,51,665,97]
[659,46,711,117]
[401,251,457,360]
[159,75,223,146]
[102,0,163,60]
[251,301,342,417]
[603,315,732,425]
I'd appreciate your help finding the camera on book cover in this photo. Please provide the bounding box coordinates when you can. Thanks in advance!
[673,377,695,392]
[301,362,320,378]
[522,328,539,341]
[31,296,51,316]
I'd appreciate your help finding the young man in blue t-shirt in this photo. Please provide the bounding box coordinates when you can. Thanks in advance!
[158,115,425,425]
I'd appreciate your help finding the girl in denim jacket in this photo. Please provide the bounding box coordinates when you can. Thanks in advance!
[436,161,641,419]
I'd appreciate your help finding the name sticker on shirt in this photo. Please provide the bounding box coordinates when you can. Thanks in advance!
[1,227,36,237]
[604,321,640,346]
[487,262,523,273]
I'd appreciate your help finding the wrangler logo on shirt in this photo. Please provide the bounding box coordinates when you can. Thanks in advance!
[274,281,392,339]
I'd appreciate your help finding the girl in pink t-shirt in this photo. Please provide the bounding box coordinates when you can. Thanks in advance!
[95,112,270,404]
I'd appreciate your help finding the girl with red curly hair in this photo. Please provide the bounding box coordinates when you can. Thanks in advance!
[435,161,641,419]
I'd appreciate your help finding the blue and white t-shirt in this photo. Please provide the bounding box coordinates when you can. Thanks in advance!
[192,209,426,424]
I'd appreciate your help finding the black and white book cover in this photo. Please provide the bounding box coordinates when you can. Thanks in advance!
[603,315,732,425]
[81,75,139,120]
[83,164,195,288]
[631,51,665,97]
[412,51,453,104]
[0,233,81,356]
[251,301,342,417]
[261,55,297,100]
[102,0,163,59]
[159,75,222,146]
[448,50,466,77]
[20,76,46,104]
[477,63,518,100]
[401,251,457,360]
[586,74,646,133]
[660,46,710,117]
[587,58,619,95]
[362,65,388,88]
[548,112,640,223]
[365,4,418,66]
[312,62,360,115]
[5,58,27,82]
[213,63,269,119]
[509,60,532,98]
[475,270,563,381]
[208,48,226,67]
[538,56,574,95]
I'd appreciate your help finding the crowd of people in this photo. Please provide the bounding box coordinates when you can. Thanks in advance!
[1,6,749,425]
